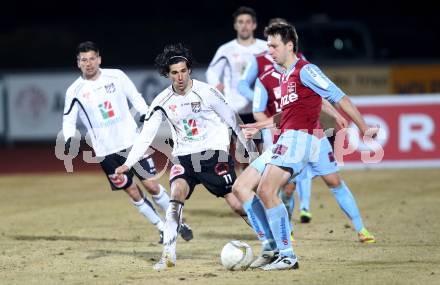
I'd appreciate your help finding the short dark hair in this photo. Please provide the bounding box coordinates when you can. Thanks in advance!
[233,6,257,23]
[155,43,193,77]
[268,17,288,26]
[264,23,299,53]
[76,41,99,56]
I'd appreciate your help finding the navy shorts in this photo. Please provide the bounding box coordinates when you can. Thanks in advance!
[169,150,236,199]
[99,148,157,191]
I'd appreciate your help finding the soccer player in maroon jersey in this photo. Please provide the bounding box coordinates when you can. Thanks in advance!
[238,23,379,270]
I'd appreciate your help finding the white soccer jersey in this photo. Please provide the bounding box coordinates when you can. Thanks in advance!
[124,79,257,168]
[206,39,267,114]
[63,68,149,157]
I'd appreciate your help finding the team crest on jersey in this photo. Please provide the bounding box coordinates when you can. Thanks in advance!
[287,82,296,94]
[214,162,229,176]
[191,102,201,113]
[170,164,185,180]
[105,83,116,93]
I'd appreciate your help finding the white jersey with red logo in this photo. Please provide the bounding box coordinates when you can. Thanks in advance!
[124,79,256,168]
[63,68,149,157]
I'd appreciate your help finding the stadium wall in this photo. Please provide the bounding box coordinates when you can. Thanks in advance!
[1,67,440,170]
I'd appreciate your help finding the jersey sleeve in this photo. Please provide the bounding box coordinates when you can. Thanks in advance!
[252,78,269,113]
[206,87,258,159]
[120,70,149,114]
[62,90,79,141]
[124,109,163,168]
[237,56,258,100]
[205,47,227,86]
[299,64,345,103]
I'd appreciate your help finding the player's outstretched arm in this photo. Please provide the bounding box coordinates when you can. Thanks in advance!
[336,96,379,138]
[115,111,163,178]
[209,88,258,161]
[321,99,348,129]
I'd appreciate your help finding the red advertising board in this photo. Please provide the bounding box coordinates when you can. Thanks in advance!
[335,95,440,168]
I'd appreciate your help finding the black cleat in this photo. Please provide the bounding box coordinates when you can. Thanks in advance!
[158,230,164,244]
[179,223,193,241]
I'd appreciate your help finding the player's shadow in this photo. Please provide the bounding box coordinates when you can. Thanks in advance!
[86,249,162,262]
[11,234,140,243]
[185,208,236,218]
[201,232,256,241]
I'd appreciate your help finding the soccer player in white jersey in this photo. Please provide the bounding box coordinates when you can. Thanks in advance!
[63,41,193,244]
[115,43,258,271]
[206,6,267,123]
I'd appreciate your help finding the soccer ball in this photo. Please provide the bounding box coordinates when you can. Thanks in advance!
[220,240,253,271]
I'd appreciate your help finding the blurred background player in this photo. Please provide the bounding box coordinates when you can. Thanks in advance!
[63,41,193,244]
[115,43,258,271]
[206,6,267,171]
[206,6,266,123]
[238,18,313,224]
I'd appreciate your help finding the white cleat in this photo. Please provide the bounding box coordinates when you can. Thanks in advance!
[261,255,299,271]
[249,250,279,269]
[152,251,175,271]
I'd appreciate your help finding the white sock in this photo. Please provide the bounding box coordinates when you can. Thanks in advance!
[163,200,183,259]
[132,198,163,231]
[152,184,170,212]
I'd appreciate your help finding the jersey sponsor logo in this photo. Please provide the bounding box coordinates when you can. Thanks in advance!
[191,102,201,113]
[109,174,128,188]
[104,83,116,93]
[304,65,329,89]
[168,104,177,114]
[82,92,91,99]
[98,100,115,119]
[273,86,282,112]
[183,119,199,139]
[280,93,298,107]
[170,164,185,180]
[214,162,230,176]
[272,144,288,155]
